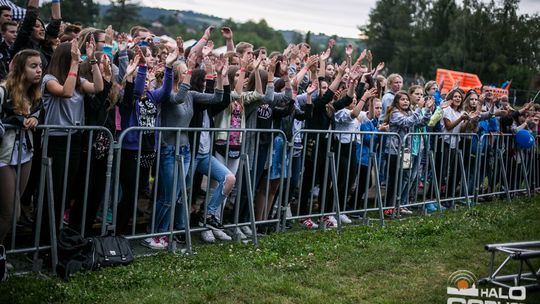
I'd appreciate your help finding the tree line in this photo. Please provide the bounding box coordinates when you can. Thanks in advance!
[362,0,540,101]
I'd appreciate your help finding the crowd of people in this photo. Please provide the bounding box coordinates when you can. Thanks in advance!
[0,1,539,277]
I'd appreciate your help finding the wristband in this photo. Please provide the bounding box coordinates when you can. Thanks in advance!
[51,0,60,3]
[205,74,216,80]
[186,69,193,75]
[68,72,78,78]
[240,68,246,73]
[90,59,98,65]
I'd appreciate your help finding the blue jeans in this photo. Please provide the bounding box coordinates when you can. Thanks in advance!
[153,145,191,233]
[191,152,234,218]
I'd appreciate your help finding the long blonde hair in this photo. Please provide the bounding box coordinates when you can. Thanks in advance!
[5,49,41,115]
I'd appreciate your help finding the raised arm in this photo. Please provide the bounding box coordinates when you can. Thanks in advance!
[191,26,214,57]
[221,27,235,53]
[45,39,80,98]
[10,0,39,56]
[80,36,104,94]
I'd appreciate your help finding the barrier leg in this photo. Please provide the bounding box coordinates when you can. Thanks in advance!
[428,151,443,213]
[241,154,258,246]
[46,158,58,275]
[328,152,342,233]
[496,150,511,203]
[369,153,385,227]
[457,151,471,208]
[518,150,531,197]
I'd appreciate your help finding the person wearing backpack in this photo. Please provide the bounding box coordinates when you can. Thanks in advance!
[0,49,43,279]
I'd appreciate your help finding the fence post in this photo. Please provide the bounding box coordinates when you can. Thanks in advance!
[327,152,342,233]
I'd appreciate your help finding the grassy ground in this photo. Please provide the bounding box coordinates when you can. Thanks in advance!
[2,198,540,304]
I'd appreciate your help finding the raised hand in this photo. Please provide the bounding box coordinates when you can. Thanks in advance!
[86,35,96,59]
[279,56,289,76]
[176,36,184,54]
[203,25,215,40]
[126,54,141,77]
[118,33,128,51]
[71,38,81,62]
[440,100,450,109]
[320,48,331,61]
[203,56,215,75]
[283,43,294,58]
[215,54,226,75]
[221,27,233,40]
[362,87,378,100]
[349,66,362,80]
[376,62,385,72]
[135,45,146,64]
[266,57,277,76]
[306,81,318,95]
[105,25,114,45]
[355,49,367,65]
[202,40,214,57]
[327,38,336,50]
[366,50,373,63]
[165,45,179,68]
[337,61,347,76]
[345,43,353,56]
[425,96,434,109]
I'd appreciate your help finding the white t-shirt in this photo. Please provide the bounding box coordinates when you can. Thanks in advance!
[198,110,211,154]
[442,107,463,149]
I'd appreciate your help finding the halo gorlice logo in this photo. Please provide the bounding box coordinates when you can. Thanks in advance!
[447,270,527,304]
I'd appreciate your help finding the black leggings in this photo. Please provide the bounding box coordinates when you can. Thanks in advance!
[116,150,151,235]
[36,134,82,244]
[69,150,108,237]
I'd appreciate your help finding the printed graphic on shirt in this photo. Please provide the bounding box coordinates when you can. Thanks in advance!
[257,104,272,120]
[138,96,157,134]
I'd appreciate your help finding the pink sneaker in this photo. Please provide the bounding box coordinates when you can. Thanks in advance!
[300,218,319,229]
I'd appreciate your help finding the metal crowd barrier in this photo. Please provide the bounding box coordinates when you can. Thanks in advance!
[2,124,539,275]
[3,124,115,275]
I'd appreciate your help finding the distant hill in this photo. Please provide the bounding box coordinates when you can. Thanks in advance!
[99,4,363,49]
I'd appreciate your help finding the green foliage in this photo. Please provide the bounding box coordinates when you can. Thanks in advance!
[39,0,99,27]
[102,0,141,33]
[2,197,540,303]
[363,0,540,101]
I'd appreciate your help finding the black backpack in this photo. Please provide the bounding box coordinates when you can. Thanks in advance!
[56,227,93,280]
[56,228,134,280]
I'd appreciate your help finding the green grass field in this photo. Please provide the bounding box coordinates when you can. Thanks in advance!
[2,198,540,304]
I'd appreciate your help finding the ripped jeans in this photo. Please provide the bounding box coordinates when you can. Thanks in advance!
[190,152,235,218]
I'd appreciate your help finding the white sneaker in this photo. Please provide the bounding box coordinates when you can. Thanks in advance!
[201,230,216,243]
[327,215,338,225]
[230,227,247,240]
[213,229,232,241]
[141,237,167,250]
[339,214,352,224]
[240,225,253,237]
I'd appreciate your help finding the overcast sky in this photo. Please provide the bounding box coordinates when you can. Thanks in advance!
[99,0,540,38]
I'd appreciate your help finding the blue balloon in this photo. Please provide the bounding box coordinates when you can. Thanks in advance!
[515,130,535,149]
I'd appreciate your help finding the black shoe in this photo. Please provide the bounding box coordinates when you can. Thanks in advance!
[202,215,224,230]
[174,234,186,244]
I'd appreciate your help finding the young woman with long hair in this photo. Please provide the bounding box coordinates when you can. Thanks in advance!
[383,91,432,216]
[0,50,42,270]
[39,38,103,243]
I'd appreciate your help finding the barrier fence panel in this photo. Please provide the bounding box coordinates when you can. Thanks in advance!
[112,127,288,252]
[283,129,402,227]
[2,123,539,276]
[2,125,115,274]
[399,133,479,215]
